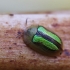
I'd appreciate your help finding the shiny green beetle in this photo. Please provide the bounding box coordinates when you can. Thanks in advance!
[23,26,63,57]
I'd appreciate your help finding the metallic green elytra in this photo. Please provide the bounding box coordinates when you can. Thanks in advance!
[23,26,63,57]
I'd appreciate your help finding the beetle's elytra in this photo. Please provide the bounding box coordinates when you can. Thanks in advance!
[23,26,63,57]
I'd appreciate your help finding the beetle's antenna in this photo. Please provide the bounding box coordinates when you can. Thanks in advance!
[25,18,28,26]
[24,18,28,30]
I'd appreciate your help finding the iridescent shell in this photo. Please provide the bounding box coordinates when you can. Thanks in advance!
[23,26,63,57]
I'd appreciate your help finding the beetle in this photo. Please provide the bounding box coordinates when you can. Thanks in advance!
[23,26,63,57]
